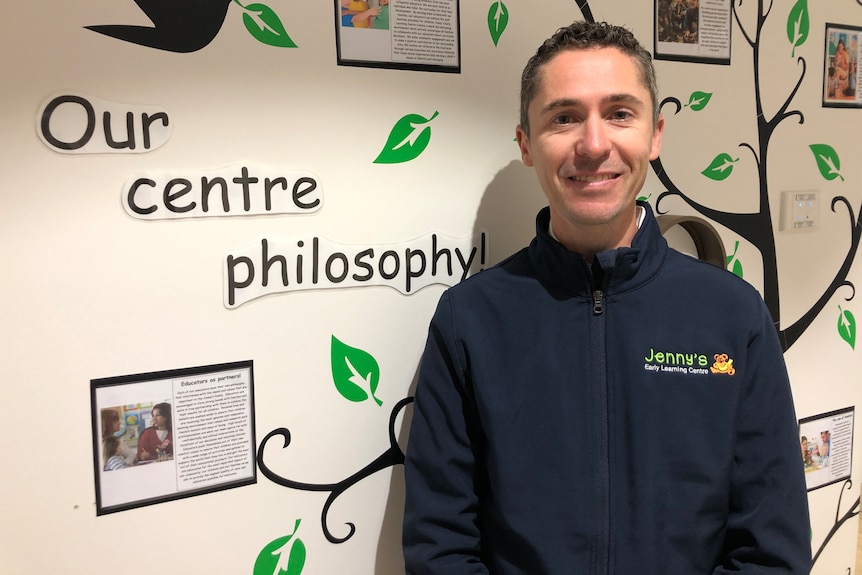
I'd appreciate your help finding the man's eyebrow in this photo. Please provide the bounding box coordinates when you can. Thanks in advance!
[539,98,580,116]
[539,94,647,116]
[605,93,647,107]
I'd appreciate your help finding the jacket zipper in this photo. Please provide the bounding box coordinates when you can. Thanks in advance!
[592,289,604,315]
[589,284,610,575]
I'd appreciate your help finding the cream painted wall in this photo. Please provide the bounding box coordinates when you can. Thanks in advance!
[2,1,861,573]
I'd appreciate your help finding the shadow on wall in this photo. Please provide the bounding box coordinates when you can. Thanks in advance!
[374,368,418,574]
[372,161,543,573]
[374,465,408,574]
[474,160,547,266]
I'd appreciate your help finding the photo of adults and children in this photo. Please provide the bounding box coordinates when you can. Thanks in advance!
[657,0,699,45]
[801,430,831,472]
[100,402,173,472]
[340,0,390,30]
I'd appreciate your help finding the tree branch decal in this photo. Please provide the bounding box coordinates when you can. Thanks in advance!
[575,0,595,23]
[652,0,859,351]
[256,397,413,543]
[811,480,860,568]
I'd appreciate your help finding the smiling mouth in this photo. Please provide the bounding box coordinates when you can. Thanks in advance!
[569,174,620,183]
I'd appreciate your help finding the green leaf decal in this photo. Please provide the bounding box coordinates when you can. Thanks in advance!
[786,0,809,58]
[284,539,306,575]
[685,91,713,111]
[487,2,509,46]
[240,3,297,48]
[254,519,305,575]
[838,306,856,349]
[331,335,383,406]
[701,153,739,181]
[637,193,652,202]
[374,111,439,164]
[725,240,744,279]
[809,144,844,182]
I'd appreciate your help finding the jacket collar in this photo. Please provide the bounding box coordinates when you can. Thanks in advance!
[528,201,668,297]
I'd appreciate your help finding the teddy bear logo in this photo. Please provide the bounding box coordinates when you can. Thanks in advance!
[710,353,736,376]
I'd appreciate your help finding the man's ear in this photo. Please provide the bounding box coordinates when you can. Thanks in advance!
[649,114,664,160]
[515,125,533,167]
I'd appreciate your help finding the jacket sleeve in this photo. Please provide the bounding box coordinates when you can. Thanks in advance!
[714,303,812,574]
[403,292,490,574]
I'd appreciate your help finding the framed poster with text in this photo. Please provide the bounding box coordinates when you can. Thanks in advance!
[798,407,854,492]
[654,0,731,65]
[91,360,256,515]
[335,0,461,73]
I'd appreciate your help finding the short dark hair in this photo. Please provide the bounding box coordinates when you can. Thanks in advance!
[519,21,659,135]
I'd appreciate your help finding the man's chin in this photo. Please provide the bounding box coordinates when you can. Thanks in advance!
[562,202,632,224]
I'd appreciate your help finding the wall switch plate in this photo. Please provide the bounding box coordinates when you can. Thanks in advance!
[780,190,820,232]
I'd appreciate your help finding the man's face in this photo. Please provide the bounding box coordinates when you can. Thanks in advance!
[516,48,663,243]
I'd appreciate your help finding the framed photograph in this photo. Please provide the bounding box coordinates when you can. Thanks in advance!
[822,23,862,108]
[91,360,256,515]
[654,0,731,65]
[798,407,854,492]
[335,0,461,73]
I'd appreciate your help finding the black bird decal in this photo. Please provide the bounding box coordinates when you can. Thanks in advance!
[85,0,233,53]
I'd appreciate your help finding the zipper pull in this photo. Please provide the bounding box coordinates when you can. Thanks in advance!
[592,289,604,315]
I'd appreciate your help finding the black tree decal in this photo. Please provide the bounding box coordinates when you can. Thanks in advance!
[257,397,413,543]
[581,0,860,569]
[651,0,861,352]
[811,479,860,568]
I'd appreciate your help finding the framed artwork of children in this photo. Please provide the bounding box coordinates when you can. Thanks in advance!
[822,23,862,108]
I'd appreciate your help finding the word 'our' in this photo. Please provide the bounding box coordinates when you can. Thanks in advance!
[37,93,171,154]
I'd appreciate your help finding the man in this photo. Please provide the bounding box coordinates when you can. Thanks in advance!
[402,20,810,574]
[820,430,830,466]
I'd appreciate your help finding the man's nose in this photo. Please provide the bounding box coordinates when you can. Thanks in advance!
[575,116,611,158]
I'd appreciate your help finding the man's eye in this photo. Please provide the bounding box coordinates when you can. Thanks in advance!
[610,110,632,121]
[553,114,574,125]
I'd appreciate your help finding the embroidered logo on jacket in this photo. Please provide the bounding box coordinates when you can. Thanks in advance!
[709,354,736,375]
[643,348,736,376]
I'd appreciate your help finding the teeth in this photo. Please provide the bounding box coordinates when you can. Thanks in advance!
[570,174,616,183]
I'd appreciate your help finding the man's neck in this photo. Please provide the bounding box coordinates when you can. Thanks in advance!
[549,207,643,262]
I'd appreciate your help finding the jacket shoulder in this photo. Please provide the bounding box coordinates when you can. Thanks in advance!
[446,247,535,294]
[663,248,766,310]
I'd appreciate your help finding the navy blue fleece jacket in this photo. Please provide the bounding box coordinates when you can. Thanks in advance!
[403,204,810,574]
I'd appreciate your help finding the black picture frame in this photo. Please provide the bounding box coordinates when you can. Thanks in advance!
[798,406,854,492]
[654,0,731,65]
[334,0,461,73]
[822,23,862,108]
[91,360,256,515]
